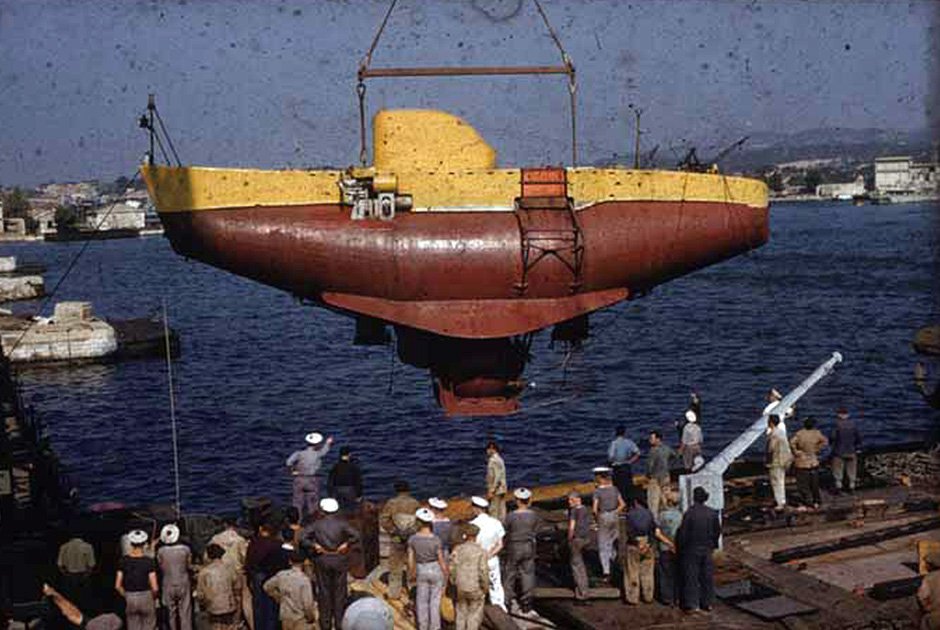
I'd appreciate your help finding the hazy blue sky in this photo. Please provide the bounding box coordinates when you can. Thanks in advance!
[1,0,936,187]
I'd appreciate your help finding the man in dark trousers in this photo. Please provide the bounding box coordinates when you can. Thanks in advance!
[607,426,640,503]
[305,497,360,630]
[676,487,721,613]
[830,407,863,493]
[503,487,544,615]
[327,447,363,512]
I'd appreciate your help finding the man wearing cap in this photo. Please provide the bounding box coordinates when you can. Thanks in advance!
[328,447,363,513]
[485,441,508,522]
[830,407,863,493]
[503,487,544,614]
[379,481,420,600]
[591,468,624,584]
[428,498,453,555]
[678,412,703,472]
[623,493,657,605]
[449,523,489,630]
[676,487,721,613]
[209,517,250,628]
[469,496,507,611]
[286,433,334,522]
[566,492,591,604]
[408,508,448,630]
[157,524,193,630]
[646,431,676,517]
[115,529,158,630]
[766,415,793,511]
[607,427,641,504]
[263,548,317,630]
[918,550,940,629]
[197,544,242,630]
[306,497,361,630]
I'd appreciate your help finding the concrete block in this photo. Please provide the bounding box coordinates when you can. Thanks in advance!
[53,301,93,322]
[0,275,44,301]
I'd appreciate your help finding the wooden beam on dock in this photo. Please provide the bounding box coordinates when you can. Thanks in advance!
[533,586,621,600]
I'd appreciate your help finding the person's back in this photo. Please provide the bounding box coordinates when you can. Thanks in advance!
[451,541,487,598]
[380,493,420,535]
[210,528,248,571]
[505,510,540,545]
[263,566,315,626]
[831,417,860,456]
[791,427,827,468]
[157,544,191,583]
[677,503,720,553]
[58,537,95,575]
[197,559,239,616]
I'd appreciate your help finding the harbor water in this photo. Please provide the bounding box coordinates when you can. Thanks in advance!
[2,201,939,514]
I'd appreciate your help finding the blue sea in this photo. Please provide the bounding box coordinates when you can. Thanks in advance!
[2,201,938,514]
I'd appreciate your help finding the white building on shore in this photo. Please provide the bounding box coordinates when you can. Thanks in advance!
[874,156,938,195]
[816,175,866,200]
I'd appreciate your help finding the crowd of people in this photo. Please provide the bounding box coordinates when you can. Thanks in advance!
[44,390,918,630]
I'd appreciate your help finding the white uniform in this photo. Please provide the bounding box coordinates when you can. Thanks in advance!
[470,513,506,611]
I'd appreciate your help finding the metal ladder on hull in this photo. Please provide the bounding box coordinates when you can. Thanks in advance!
[513,168,585,295]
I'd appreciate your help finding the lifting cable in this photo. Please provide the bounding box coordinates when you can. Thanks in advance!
[356,0,577,165]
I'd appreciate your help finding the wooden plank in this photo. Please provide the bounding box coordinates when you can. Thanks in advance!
[533,586,620,600]
[770,516,940,563]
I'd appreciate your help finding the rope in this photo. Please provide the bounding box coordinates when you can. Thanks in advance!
[5,170,142,358]
[163,299,182,519]
[532,0,569,62]
[357,81,368,166]
[360,0,398,74]
[153,108,182,167]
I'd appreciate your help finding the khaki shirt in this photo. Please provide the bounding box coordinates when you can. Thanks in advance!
[767,431,793,469]
[790,429,828,469]
[379,493,421,539]
[449,541,488,598]
[210,529,248,572]
[486,453,507,496]
[263,567,316,623]
[58,538,95,575]
[197,560,240,616]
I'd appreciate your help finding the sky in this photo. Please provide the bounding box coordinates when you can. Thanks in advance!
[0,0,937,187]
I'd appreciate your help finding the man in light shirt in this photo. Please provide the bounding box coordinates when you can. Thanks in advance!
[468,496,506,612]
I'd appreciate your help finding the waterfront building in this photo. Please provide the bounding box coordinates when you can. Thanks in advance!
[816,175,866,200]
[874,156,939,195]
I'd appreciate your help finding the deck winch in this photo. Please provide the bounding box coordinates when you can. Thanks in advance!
[341,169,412,221]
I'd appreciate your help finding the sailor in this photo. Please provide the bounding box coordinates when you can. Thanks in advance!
[208,516,250,628]
[676,487,721,613]
[327,446,363,513]
[503,487,543,614]
[646,431,676,516]
[607,426,640,502]
[566,492,591,605]
[408,508,447,630]
[653,488,682,607]
[469,496,507,611]
[623,492,657,605]
[592,467,624,584]
[485,441,508,522]
[115,529,158,630]
[448,523,489,630]
[263,547,317,630]
[378,480,420,600]
[196,544,242,630]
[790,416,828,509]
[341,594,394,630]
[830,407,863,493]
[305,498,360,630]
[157,524,193,630]
[428,497,453,555]
[286,432,334,522]
[918,550,940,630]
[678,411,703,472]
[766,415,793,511]
[763,388,794,437]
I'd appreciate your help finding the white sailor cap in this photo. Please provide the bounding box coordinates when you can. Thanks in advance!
[685,410,697,423]
[592,466,612,476]
[305,432,324,446]
[320,497,339,513]
[281,542,295,552]
[428,497,448,510]
[127,529,149,545]
[160,524,180,545]
[769,388,782,400]
[415,507,434,523]
[470,496,489,508]
[514,488,532,501]
[692,455,705,472]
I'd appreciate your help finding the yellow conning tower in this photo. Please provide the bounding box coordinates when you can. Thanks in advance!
[373,109,497,171]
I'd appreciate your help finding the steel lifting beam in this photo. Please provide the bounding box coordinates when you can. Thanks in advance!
[360,65,571,78]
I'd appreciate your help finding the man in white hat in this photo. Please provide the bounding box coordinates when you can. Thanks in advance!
[592,467,624,584]
[116,530,158,630]
[157,524,193,630]
[263,547,316,630]
[678,411,703,472]
[305,497,360,630]
[407,508,447,630]
[428,498,453,555]
[503,488,543,614]
[286,432,334,522]
[469,496,506,611]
